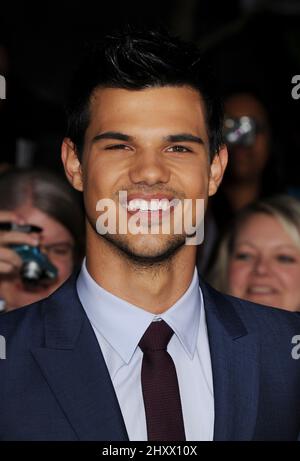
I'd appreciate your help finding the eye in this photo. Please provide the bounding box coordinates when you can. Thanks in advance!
[233,252,253,261]
[51,246,70,256]
[166,145,192,153]
[105,144,132,151]
[42,243,73,258]
[276,254,296,263]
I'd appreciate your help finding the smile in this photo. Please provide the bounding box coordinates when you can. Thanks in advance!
[126,198,173,212]
[247,286,277,295]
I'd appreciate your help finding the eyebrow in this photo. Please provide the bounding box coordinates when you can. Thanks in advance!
[91,131,205,145]
[92,132,133,143]
[42,241,74,248]
[164,133,205,145]
[235,242,299,251]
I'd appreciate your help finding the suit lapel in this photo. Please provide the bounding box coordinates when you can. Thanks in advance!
[29,271,260,441]
[200,281,260,441]
[31,273,129,441]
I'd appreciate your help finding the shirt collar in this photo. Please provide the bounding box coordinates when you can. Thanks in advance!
[76,258,202,364]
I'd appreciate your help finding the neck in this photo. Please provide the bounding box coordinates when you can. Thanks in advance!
[85,226,197,315]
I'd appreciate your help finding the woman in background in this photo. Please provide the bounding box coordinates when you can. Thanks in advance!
[207,195,300,312]
[0,168,85,312]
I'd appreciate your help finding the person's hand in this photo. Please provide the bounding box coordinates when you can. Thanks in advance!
[0,211,40,277]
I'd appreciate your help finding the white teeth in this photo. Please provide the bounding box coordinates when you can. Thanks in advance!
[149,201,159,211]
[160,199,170,211]
[127,199,171,212]
[140,200,150,211]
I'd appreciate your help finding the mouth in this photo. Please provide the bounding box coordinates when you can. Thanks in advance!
[121,194,180,220]
[246,285,278,296]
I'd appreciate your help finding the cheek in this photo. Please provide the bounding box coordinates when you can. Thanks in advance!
[227,261,250,293]
[83,170,110,222]
[84,155,125,204]
[254,136,270,167]
[85,167,106,197]
[279,267,300,290]
[53,259,73,282]
[180,164,209,198]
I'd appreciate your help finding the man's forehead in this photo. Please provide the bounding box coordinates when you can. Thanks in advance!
[87,86,208,138]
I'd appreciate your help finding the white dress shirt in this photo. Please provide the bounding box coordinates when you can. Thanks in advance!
[76,259,214,441]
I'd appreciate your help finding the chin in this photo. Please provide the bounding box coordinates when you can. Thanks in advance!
[246,294,281,308]
[102,233,186,265]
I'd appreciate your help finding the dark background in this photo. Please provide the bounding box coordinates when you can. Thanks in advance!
[1,0,300,187]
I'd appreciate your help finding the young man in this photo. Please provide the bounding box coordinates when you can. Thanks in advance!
[0,28,300,441]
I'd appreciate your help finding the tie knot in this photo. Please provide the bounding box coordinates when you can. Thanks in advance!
[139,320,174,352]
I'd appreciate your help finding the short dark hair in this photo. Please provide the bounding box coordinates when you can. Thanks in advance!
[65,27,224,161]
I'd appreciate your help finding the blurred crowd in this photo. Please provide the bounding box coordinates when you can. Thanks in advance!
[201,90,300,313]
[1,23,300,314]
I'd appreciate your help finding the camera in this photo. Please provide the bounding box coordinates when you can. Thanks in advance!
[0,222,58,286]
[223,115,263,147]
[10,244,58,286]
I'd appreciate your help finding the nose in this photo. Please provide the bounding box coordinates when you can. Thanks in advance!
[129,148,170,186]
[252,255,270,276]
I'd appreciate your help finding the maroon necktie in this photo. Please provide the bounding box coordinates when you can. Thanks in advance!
[139,320,186,441]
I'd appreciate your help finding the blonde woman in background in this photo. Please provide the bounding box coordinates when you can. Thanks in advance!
[207,195,300,312]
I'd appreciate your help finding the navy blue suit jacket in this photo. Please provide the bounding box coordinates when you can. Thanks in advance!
[1,272,300,441]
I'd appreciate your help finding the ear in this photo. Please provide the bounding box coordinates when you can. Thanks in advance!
[61,138,83,192]
[208,145,228,197]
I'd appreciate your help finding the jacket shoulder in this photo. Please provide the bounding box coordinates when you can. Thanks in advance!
[0,297,47,348]
[203,281,300,335]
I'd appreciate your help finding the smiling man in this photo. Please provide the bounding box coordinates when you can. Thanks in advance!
[0,27,300,442]
[63,83,221,312]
